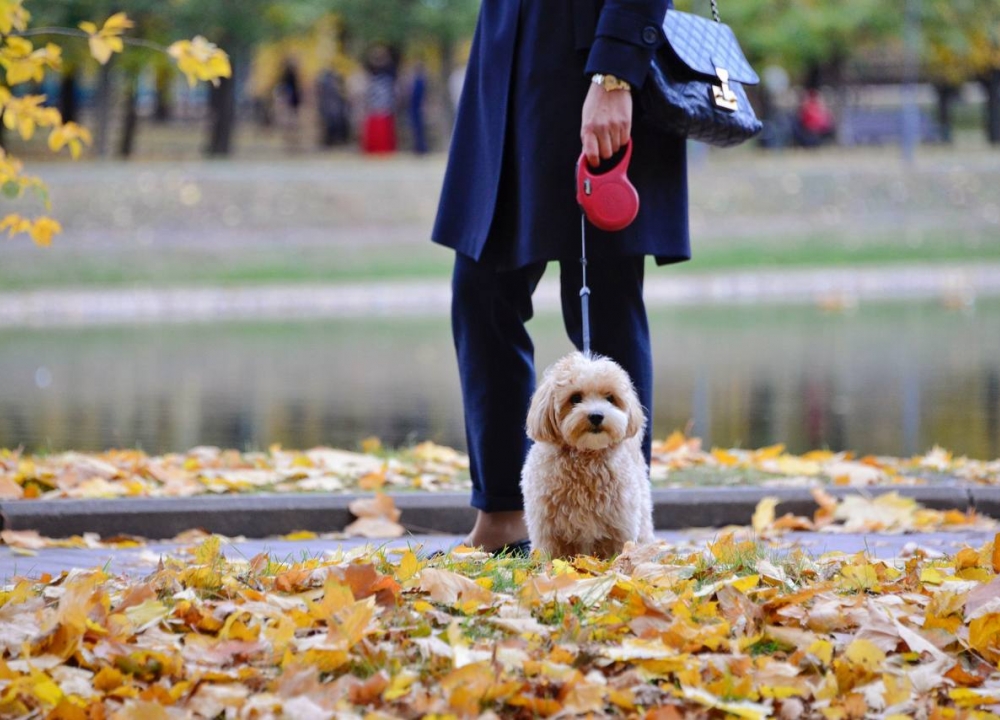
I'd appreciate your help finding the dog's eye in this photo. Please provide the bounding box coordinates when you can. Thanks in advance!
[606,395,617,406]
[569,393,583,405]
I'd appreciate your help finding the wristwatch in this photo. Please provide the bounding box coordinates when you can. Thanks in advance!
[591,73,632,92]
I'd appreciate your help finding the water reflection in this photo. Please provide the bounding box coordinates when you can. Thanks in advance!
[0,300,998,459]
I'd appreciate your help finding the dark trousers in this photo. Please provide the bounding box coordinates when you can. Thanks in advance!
[451,250,653,512]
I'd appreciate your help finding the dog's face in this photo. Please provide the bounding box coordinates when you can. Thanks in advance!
[526,352,645,451]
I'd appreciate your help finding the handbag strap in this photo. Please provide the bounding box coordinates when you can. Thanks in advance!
[710,0,721,22]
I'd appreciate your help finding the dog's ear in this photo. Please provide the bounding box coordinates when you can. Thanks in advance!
[526,376,561,443]
[624,384,646,440]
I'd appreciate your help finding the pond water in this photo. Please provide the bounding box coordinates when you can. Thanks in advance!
[1,299,998,459]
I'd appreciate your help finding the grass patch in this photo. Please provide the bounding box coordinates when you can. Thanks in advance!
[1,229,997,291]
[677,229,1000,273]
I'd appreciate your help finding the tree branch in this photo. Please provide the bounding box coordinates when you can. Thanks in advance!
[13,28,168,54]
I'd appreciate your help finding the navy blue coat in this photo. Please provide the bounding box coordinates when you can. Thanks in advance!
[432,0,689,270]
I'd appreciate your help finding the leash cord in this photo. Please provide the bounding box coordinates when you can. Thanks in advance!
[580,212,591,356]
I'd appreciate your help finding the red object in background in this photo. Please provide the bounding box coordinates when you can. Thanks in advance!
[799,90,835,136]
[362,114,397,153]
[576,141,640,232]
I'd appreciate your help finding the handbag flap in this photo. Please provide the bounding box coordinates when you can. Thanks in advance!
[662,11,760,85]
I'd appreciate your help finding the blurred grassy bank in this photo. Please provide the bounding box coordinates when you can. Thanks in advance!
[1,139,997,290]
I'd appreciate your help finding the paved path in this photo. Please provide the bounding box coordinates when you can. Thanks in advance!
[1,262,998,327]
[2,530,993,580]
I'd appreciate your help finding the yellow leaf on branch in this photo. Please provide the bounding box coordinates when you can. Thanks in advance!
[48,122,92,160]
[0,0,30,35]
[79,12,133,65]
[0,37,61,85]
[0,213,59,246]
[1,93,61,140]
[0,213,32,238]
[29,216,61,247]
[168,36,232,87]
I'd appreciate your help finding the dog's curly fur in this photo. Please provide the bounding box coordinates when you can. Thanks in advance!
[520,352,654,559]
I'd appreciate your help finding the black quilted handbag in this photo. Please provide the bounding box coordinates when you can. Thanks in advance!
[638,1,762,147]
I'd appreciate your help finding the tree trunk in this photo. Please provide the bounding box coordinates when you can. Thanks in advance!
[985,69,1000,145]
[934,84,956,143]
[205,56,237,157]
[118,75,139,158]
[59,69,79,124]
[94,61,114,158]
[154,64,172,123]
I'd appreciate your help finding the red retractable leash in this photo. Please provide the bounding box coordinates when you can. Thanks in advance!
[576,140,640,233]
[575,140,640,355]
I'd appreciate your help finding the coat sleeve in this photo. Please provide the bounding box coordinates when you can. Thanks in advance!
[584,0,668,89]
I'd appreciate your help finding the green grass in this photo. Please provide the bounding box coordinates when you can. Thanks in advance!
[678,229,1000,273]
[2,228,997,291]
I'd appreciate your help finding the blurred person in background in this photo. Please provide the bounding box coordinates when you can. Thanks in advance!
[278,58,304,151]
[316,67,351,147]
[794,88,836,148]
[432,0,688,553]
[408,60,429,154]
[361,45,398,154]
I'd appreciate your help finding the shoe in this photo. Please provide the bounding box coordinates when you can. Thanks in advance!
[426,538,532,559]
[491,538,531,558]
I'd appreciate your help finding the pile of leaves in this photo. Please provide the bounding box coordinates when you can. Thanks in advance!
[1,436,998,502]
[2,533,1000,718]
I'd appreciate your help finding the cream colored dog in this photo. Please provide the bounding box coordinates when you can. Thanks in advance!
[520,352,655,559]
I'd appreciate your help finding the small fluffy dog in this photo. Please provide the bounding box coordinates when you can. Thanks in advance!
[520,352,655,559]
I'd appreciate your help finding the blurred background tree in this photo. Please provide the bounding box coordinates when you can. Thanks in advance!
[923,0,1000,143]
[19,0,1000,158]
[0,0,228,245]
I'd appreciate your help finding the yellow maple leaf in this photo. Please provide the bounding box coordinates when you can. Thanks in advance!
[0,38,62,85]
[2,94,61,140]
[0,0,29,34]
[968,613,1000,662]
[29,217,61,247]
[0,212,32,237]
[949,687,1000,708]
[382,670,418,701]
[839,563,880,592]
[79,12,133,65]
[396,549,420,583]
[752,497,779,533]
[843,638,886,671]
[194,535,222,565]
[662,430,688,452]
[753,443,786,461]
[48,121,92,159]
[712,448,741,466]
[168,36,232,87]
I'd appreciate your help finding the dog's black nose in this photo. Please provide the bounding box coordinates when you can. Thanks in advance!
[588,413,604,427]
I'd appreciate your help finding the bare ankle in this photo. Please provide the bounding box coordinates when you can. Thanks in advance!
[465,510,527,552]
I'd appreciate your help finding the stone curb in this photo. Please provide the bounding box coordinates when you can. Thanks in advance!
[0,485,985,539]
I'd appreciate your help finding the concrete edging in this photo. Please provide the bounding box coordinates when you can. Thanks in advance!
[0,485,985,539]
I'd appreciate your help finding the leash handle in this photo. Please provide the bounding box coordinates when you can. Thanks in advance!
[580,212,591,356]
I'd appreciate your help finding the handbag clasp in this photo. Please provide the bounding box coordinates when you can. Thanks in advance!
[712,67,739,112]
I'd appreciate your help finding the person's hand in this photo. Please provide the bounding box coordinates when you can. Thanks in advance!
[581,82,632,167]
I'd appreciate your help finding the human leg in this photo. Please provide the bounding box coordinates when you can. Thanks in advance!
[451,253,547,549]
[558,253,653,464]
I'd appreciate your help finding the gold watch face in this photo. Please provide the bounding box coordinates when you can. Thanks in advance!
[600,74,628,91]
